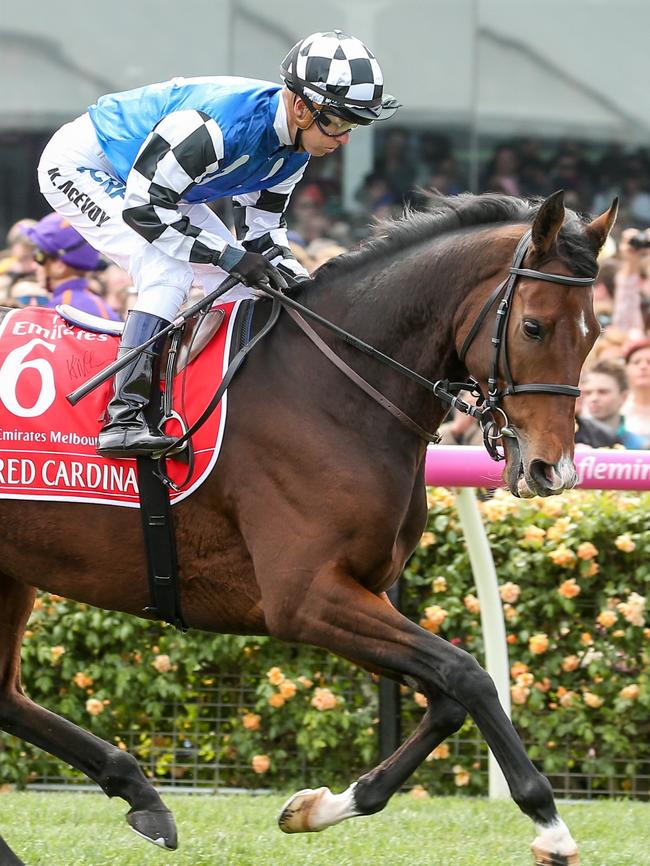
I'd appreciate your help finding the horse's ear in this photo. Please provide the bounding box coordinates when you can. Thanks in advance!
[530,190,565,259]
[584,197,619,254]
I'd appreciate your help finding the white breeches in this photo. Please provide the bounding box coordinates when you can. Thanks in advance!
[37,113,254,321]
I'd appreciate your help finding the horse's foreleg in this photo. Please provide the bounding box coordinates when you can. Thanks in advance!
[0,834,26,865]
[279,680,466,833]
[0,575,177,851]
[266,568,578,866]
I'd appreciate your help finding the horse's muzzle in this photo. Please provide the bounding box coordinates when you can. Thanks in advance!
[503,433,577,498]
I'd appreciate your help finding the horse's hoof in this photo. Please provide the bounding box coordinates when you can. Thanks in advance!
[127,807,178,849]
[279,786,329,833]
[278,784,360,834]
[531,844,579,865]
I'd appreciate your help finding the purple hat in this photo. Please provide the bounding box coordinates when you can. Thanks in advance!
[26,213,101,272]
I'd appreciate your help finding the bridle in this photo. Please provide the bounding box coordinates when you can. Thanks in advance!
[170,228,597,467]
[443,228,596,459]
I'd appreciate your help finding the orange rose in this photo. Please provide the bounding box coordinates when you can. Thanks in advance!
[432,576,447,593]
[562,655,580,672]
[464,594,480,614]
[615,534,636,553]
[523,525,546,544]
[279,680,297,700]
[620,684,640,700]
[559,691,577,708]
[419,605,448,634]
[529,633,550,654]
[251,754,270,774]
[414,692,428,708]
[266,666,285,686]
[577,542,598,560]
[85,698,104,716]
[410,784,429,799]
[596,610,618,629]
[499,582,521,603]
[311,687,338,711]
[510,661,529,679]
[268,693,285,708]
[152,654,172,673]
[50,646,65,662]
[452,766,471,787]
[547,518,573,541]
[516,672,534,687]
[558,578,581,599]
[73,672,93,689]
[511,684,530,705]
[548,546,577,569]
[583,691,604,709]
[242,712,261,731]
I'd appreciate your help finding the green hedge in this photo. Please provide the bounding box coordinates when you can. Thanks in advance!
[2,487,649,797]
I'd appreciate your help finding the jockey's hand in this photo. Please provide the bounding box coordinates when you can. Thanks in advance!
[217,246,281,289]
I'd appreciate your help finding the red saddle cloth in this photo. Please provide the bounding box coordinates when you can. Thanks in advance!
[0,302,241,508]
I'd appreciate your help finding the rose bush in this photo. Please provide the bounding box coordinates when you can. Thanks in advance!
[1,487,648,798]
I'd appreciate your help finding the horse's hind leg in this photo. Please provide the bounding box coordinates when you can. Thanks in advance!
[0,575,177,851]
[279,678,466,832]
[266,567,578,866]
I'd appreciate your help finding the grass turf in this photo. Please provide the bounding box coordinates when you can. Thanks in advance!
[0,792,648,865]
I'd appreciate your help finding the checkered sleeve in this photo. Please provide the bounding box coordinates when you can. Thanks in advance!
[232,165,310,281]
[122,110,227,264]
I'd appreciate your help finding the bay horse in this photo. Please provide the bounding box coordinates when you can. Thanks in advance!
[0,191,616,866]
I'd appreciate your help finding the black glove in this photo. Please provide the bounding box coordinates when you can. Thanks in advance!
[217,245,280,288]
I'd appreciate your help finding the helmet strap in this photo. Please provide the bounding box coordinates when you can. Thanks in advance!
[290,94,317,150]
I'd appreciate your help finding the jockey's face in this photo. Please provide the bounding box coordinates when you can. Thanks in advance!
[288,93,353,157]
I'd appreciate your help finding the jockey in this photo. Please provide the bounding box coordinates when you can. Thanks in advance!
[35,30,399,458]
[25,214,121,321]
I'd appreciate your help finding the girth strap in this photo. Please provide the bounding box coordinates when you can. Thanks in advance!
[285,306,441,443]
[136,455,187,631]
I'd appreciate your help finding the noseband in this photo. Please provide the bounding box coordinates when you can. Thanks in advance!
[443,229,596,459]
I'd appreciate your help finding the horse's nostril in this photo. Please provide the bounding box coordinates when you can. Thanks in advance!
[529,459,556,489]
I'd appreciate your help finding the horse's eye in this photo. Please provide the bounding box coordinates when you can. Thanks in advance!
[523,319,543,339]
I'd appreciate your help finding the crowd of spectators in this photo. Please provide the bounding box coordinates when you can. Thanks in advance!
[3,129,650,449]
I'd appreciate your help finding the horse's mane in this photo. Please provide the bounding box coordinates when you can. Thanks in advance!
[313,192,598,284]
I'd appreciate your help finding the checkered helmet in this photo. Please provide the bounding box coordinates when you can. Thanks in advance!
[281,30,400,124]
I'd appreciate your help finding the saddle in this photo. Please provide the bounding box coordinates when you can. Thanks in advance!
[56,303,226,373]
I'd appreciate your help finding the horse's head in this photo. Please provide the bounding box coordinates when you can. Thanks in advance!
[460,190,618,498]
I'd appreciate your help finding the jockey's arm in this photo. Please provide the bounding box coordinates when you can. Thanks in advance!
[232,167,311,284]
[121,109,274,281]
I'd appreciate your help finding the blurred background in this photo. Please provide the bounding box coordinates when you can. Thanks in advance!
[3,0,650,407]
[3,0,650,237]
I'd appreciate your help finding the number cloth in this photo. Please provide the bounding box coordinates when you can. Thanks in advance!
[0,303,241,507]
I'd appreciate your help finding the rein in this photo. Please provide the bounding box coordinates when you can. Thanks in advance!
[259,228,595,461]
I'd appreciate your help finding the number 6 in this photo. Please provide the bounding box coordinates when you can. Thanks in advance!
[0,339,56,417]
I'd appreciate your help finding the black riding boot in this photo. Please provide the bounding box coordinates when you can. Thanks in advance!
[97,310,178,458]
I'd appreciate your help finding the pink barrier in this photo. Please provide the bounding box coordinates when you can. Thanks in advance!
[425,446,650,491]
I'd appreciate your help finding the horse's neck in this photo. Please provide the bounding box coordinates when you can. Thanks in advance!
[301,233,509,438]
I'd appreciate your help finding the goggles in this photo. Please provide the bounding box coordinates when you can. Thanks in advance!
[313,110,359,138]
[33,247,53,265]
[33,236,88,266]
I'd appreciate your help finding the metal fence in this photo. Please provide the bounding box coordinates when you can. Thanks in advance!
[21,673,650,801]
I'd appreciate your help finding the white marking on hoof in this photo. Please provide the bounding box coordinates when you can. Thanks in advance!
[129,827,169,849]
[278,783,359,833]
[531,818,579,864]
